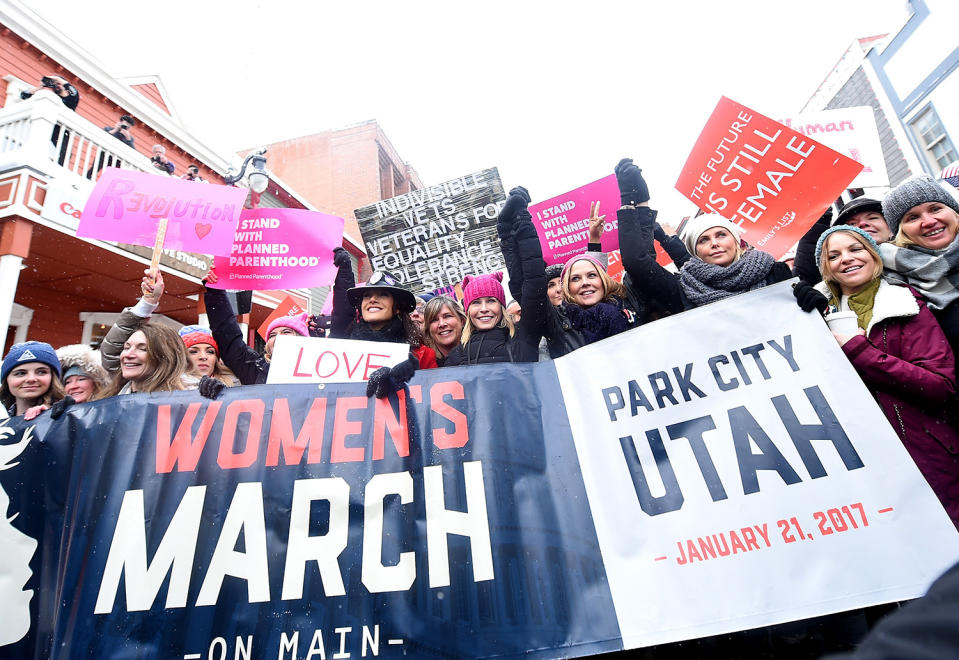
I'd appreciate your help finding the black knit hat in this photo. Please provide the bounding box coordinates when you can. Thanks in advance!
[545,264,563,281]
[347,271,416,314]
[834,197,883,226]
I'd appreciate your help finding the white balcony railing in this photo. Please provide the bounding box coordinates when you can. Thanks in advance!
[0,89,157,182]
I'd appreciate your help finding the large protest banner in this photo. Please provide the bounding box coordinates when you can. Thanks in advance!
[779,106,889,188]
[2,284,958,658]
[555,282,959,647]
[78,168,246,256]
[354,169,506,295]
[210,208,344,290]
[675,97,864,259]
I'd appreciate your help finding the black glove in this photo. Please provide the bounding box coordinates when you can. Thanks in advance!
[817,207,833,227]
[614,158,650,206]
[332,246,351,269]
[793,281,829,313]
[498,186,531,225]
[512,209,537,241]
[198,375,226,400]
[49,396,75,420]
[366,354,419,399]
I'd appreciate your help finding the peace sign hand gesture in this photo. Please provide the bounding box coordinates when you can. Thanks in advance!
[587,201,606,244]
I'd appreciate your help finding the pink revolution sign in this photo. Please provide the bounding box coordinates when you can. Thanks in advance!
[78,168,246,255]
[209,207,345,290]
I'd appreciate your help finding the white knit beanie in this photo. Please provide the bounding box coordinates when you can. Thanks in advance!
[682,214,744,255]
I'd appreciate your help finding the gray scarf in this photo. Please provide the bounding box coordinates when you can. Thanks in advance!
[879,240,959,311]
[679,249,776,307]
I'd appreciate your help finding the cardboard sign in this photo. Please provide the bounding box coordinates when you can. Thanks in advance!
[354,168,506,294]
[779,106,889,188]
[209,208,344,291]
[78,168,246,256]
[256,293,310,341]
[676,97,863,259]
[529,175,672,283]
[555,281,959,647]
[266,335,409,384]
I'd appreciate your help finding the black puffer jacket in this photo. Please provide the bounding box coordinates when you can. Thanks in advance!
[444,208,545,366]
[618,206,793,313]
[204,286,270,385]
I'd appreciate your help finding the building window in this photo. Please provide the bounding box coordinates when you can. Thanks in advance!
[910,105,958,172]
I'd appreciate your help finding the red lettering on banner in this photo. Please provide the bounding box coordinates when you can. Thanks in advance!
[343,352,363,379]
[315,351,339,379]
[431,381,469,449]
[156,402,223,473]
[372,391,410,460]
[217,399,265,469]
[331,396,367,462]
[266,397,327,466]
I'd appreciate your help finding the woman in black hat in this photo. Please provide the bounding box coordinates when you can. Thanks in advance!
[329,248,437,395]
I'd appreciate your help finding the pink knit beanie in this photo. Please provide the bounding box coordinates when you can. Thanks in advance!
[561,253,608,281]
[266,311,309,339]
[462,272,506,309]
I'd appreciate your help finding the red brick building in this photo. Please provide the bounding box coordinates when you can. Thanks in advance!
[252,120,422,275]
[0,0,362,352]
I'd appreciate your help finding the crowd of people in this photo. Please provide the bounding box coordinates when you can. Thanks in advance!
[3,156,959,655]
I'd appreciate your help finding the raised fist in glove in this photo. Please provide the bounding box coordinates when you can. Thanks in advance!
[199,375,226,400]
[333,246,351,269]
[499,186,531,225]
[366,353,419,399]
[49,395,76,420]
[793,281,829,313]
[614,158,650,206]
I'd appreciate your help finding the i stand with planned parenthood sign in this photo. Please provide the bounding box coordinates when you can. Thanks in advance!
[354,168,506,295]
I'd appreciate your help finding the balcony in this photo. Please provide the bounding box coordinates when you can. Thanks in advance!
[0,87,157,186]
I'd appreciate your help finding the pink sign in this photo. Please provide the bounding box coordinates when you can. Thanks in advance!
[209,208,344,291]
[529,175,672,282]
[529,175,622,265]
[78,168,245,256]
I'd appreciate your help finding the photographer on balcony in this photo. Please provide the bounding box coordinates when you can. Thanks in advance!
[150,144,175,175]
[103,115,135,149]
[20,74,79,165]
[20,74,79,111]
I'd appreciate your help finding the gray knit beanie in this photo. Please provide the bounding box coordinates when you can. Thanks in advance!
[544,264,563,281]
[882,174,959,236]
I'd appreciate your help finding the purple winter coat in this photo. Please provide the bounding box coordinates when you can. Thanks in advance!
[827,281,959,527]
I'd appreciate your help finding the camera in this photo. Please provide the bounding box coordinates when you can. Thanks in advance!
[40,76,57,89]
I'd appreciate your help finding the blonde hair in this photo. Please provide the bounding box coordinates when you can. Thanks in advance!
[561,258,625,305]
[461,298,515,344]
[422,296,467,352]
[98,322,189,397]
[893,226,916,248]
[819,230,884,290]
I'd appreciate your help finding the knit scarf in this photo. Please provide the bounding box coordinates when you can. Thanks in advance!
[564,299,629,345]
[349,317,407,344]
[827,278,880,331]
[879,239,959,311]
[679,250,776,307]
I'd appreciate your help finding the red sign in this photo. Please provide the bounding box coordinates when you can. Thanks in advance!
[256,294,309,340]
[675,97,863,258]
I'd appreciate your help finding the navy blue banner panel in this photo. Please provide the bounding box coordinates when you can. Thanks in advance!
[0,363,622,659]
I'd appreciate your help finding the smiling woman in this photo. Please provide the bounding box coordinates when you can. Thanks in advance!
[97,323,190,397]
[1,342,64,418]
[879,174,959,356]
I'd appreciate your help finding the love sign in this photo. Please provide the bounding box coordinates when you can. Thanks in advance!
[266,336,409,384]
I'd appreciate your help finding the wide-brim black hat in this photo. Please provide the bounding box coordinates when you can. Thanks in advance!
[347,270,417,314]
[834,197,883,226]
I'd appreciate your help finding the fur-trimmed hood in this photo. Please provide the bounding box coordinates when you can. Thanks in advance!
[815,278,920,335]
[55,344,110,389]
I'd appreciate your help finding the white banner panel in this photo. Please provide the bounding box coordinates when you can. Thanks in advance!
[267,335,408,384]
[554,281,959,649]
[779,106,889,188]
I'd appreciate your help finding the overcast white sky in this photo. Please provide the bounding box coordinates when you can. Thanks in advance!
[32,0,910,222]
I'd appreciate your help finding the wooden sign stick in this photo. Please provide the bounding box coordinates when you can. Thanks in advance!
[149,217,169,279]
